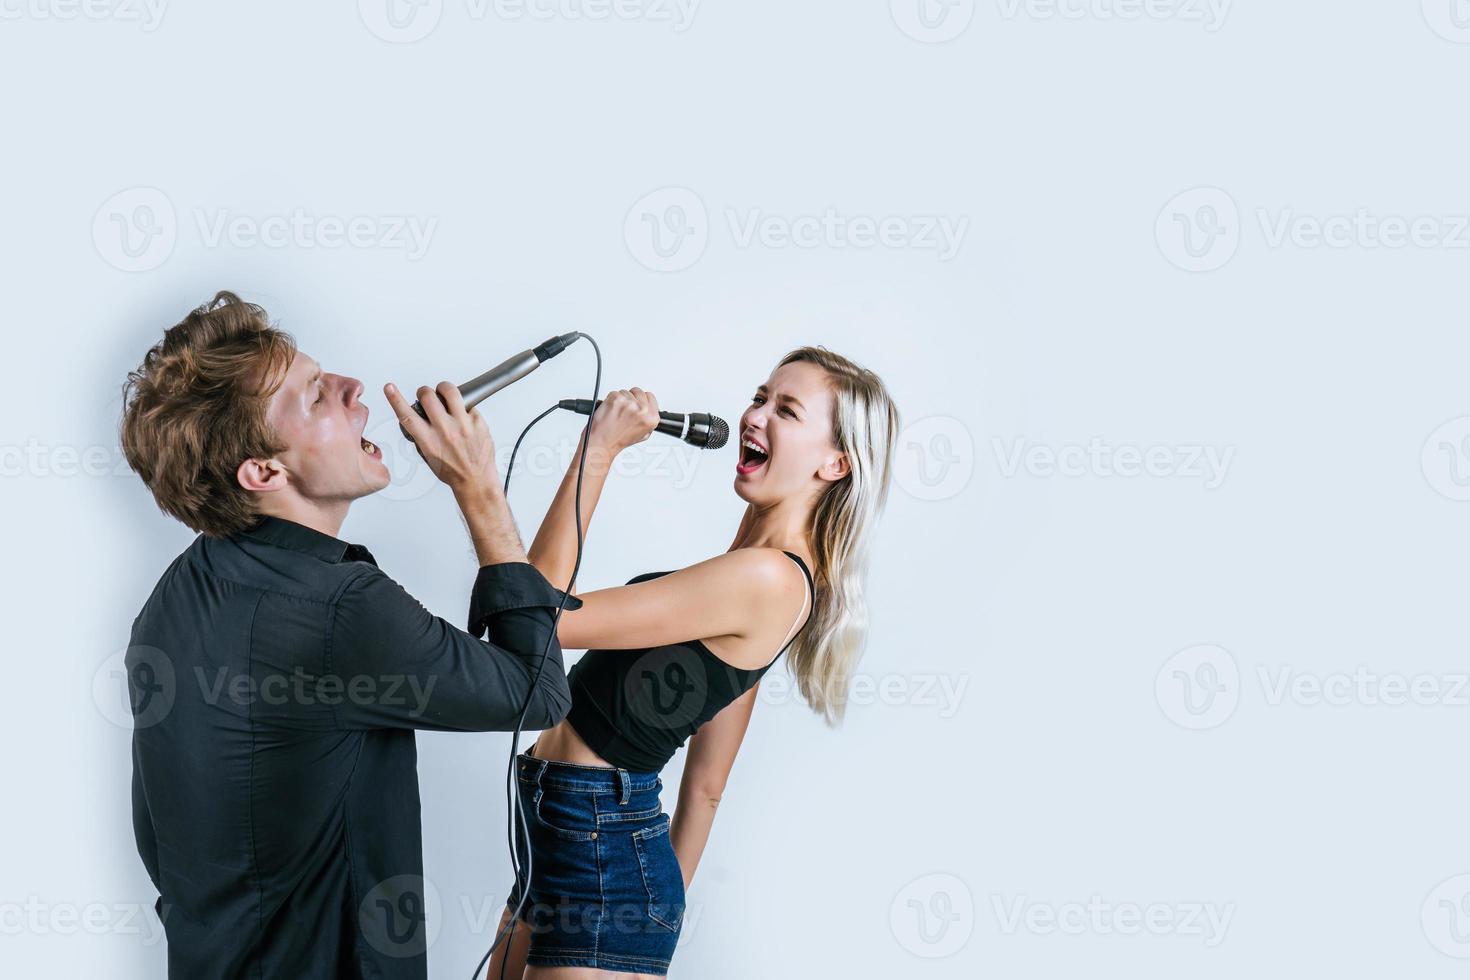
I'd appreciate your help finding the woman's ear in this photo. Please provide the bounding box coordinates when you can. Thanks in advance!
[819,451,850,483]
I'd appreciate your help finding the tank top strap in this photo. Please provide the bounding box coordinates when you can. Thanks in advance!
[766,551,815,667]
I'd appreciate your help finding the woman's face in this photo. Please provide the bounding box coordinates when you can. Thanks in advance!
[734,360,849,505]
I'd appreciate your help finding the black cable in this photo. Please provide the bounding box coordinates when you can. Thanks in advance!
[470,334,601,980]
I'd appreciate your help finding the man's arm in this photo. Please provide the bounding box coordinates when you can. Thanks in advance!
[321,380,579,732]
[329,557,578,732]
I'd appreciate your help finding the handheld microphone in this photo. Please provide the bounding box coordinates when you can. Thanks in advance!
[556,398,729,449]
[399,332,582,444]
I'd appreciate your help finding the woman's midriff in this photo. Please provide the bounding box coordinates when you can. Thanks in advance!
[530,718,617,768]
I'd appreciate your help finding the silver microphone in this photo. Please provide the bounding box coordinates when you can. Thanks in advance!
[399,332,581,444]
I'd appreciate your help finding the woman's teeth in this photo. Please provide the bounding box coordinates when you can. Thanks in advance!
[361,437,380,458]
[738,438,769,472]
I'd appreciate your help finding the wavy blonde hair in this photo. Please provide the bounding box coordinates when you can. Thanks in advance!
[780,346,899,726]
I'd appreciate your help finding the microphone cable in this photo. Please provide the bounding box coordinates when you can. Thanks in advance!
[468,333,602,980]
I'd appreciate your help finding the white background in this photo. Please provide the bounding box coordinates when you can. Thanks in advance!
[3,1,1469,977]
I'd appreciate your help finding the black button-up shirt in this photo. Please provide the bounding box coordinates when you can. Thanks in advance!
[126,514,580,979]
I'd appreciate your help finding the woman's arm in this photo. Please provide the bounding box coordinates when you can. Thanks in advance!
[670,683,760,890]
[527,388,660,591]
[555,547,806,658]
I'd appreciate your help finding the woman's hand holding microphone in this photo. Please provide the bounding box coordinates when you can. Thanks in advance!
[586,388,661,459]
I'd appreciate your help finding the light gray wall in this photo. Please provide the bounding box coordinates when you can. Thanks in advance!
[4,1,1468,977]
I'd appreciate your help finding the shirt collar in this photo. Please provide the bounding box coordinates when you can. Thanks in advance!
[236,515,377,566]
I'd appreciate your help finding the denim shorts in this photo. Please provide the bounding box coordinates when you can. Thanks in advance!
[504,749,686,975]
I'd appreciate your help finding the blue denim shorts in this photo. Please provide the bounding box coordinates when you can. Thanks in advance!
[504,749,686,975]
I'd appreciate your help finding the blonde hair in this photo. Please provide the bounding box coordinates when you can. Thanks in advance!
[779,346,899,725]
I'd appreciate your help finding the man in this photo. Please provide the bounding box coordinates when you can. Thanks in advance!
[119,291,578,978]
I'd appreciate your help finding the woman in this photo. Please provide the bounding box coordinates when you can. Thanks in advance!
[488,346,899,979]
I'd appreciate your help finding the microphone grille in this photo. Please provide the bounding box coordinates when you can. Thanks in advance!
[705,414,729,450]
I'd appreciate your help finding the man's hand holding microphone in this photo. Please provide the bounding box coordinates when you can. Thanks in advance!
[384,380,523,567]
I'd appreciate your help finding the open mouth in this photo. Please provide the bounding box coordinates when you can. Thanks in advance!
[736,438,769,475]
[361,436,381,460]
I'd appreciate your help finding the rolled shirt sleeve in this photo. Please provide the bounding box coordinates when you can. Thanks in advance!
[330,561,582,732]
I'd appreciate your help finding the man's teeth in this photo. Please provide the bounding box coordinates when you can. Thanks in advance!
[361,437,377,455]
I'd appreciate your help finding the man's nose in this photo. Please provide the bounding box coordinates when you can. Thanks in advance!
[342,377,364,406]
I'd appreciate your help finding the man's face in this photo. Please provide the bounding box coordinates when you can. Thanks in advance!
[254,350,390,504]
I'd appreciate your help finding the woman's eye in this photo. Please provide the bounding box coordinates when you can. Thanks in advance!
[780,407,795,418]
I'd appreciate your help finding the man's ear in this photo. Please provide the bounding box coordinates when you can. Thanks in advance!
[819,451,850,483]
[237,456,287,493]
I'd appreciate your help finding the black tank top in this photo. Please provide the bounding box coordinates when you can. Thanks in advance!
[564,551,815,773]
